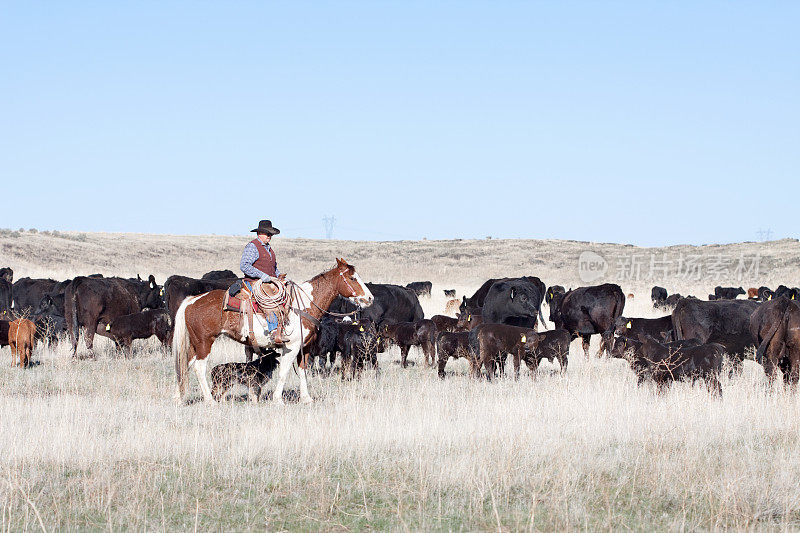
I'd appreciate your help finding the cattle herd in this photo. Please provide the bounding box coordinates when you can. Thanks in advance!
[2,263,800,401]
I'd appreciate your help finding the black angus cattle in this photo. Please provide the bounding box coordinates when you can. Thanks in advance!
[614,315,674,343]
[340,320,380,380]
[308,316,341,373]
[775,285,800,301]
[380,319,436,368]
[549,283,625,358]
[481,277,547,330]
[163,274,236,323]
[65,275,163,357]
[456,307,483,331]
[29,294,66,341]
[757,286,775,302]
[664,294,684,309]
[431,314,459,333]
[545,285,566,305]
[443,289,456,298]
[634,335,724,396]
[405,281,432,297]
[11,277,60,315]
[522,328,570,374]
[651,286,668,308]
[0,267,12,284]
[0,278,11,317]
[750,298,800,385]
[106,308,172,351]
[714,286,745,300]
[671,298,758,367]
[436,331,472,378]
[201,269,238,281]
[750,297,799,382]
[461,276,546,313]
[331,283,424,328]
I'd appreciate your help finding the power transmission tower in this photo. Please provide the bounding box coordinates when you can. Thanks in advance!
[322,215,336,239]
[757,228,773,242]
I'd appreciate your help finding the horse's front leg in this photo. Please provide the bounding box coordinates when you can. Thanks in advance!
[272,348,295,406]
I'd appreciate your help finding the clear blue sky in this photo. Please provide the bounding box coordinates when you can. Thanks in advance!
[1,2,797,245]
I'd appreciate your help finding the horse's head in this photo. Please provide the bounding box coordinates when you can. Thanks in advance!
[333,258,373,308]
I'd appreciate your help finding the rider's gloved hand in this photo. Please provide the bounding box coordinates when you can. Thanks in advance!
[278,273,287,281]
[260,274,277,283]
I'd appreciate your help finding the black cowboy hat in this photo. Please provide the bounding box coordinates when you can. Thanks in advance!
[250,220,280,235]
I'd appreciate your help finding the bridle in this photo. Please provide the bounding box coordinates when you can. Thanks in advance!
[287,267,364,321]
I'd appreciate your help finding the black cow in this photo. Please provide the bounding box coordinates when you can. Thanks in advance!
[664,294,684,309]
[671,298,758,367]
[163,274,236,323]
[380,319,436,368]
[750,297,799,382]
[106,308,172,351]
[65,275,163,357]
[545,285,566,305]
[308,315,341,373]
[614,315,674,343]
[11,277,61,315]
[0,278,11,318]
[757,286,775,302]
[750,298,800,385]
[436,331,472,378]
[405,281,432,297]
[522,328,570,373]
[0,268,12,284]
[331,283,424,328]
[201,269,238,281]
[340,320,380,380]
[461,276,545,312]
[775,286,800,301]
[443,289,456,298]
[481,277,547,330]
[634,335,724,396]
[713,286,745,300]
[549,283,625,358]
[651,286,668,308]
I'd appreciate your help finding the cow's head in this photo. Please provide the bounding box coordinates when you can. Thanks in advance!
[139,275,165,309]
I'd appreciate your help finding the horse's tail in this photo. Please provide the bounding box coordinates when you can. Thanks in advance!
[173,296,195,402]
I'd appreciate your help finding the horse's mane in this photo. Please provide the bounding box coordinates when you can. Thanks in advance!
[308,263,351,284]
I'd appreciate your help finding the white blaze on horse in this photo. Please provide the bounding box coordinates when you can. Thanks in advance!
[173,258,373,404]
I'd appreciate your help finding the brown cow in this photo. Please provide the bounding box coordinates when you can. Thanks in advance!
[7,318,36,368]
[456,307,483,331]
[747,287,758,299]
[444,299,460,316]
[469,323,532,380]
[431,314,459,333]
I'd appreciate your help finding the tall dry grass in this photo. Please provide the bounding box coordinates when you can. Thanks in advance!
[1,232,800,530]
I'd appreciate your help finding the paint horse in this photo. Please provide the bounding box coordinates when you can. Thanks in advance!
[173,258,373,404]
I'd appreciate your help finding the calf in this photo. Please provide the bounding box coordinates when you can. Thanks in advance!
[431,314,459,333]
[714,286,745,300]
[308,316,340,373]
[436,331,472,378]
[444,299,461,316]
[635,335,724,396]
[210,353,280,402]
[443,289,456,298]
[340,320,379,380]
[545,285,566,305]
[521,328,570,374]
[380,319,436,368]
[106,309,171,351]
[456,307,483,331]
[614,315,674,343]
[757,286,775,302]
[7,318,36,368]
[747,287,759,300]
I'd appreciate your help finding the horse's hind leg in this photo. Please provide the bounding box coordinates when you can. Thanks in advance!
[193,358,214,402]
[272,349,295,406]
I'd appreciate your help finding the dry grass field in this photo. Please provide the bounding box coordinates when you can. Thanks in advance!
[2,230,800,531]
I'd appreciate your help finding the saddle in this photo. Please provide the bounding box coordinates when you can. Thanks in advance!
[223,279,288,346]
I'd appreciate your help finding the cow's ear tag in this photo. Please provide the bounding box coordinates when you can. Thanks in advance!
[359,326,364,332]
[105,323,111,331]
[159,288,164,296]
[377,336,381,342]
[626,321,632,329]
[468,314,471,321]
[521,335,527,343]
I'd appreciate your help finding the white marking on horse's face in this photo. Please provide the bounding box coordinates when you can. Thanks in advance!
[349,272,373,308]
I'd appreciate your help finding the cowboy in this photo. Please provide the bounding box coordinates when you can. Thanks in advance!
[240,219,287,343]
